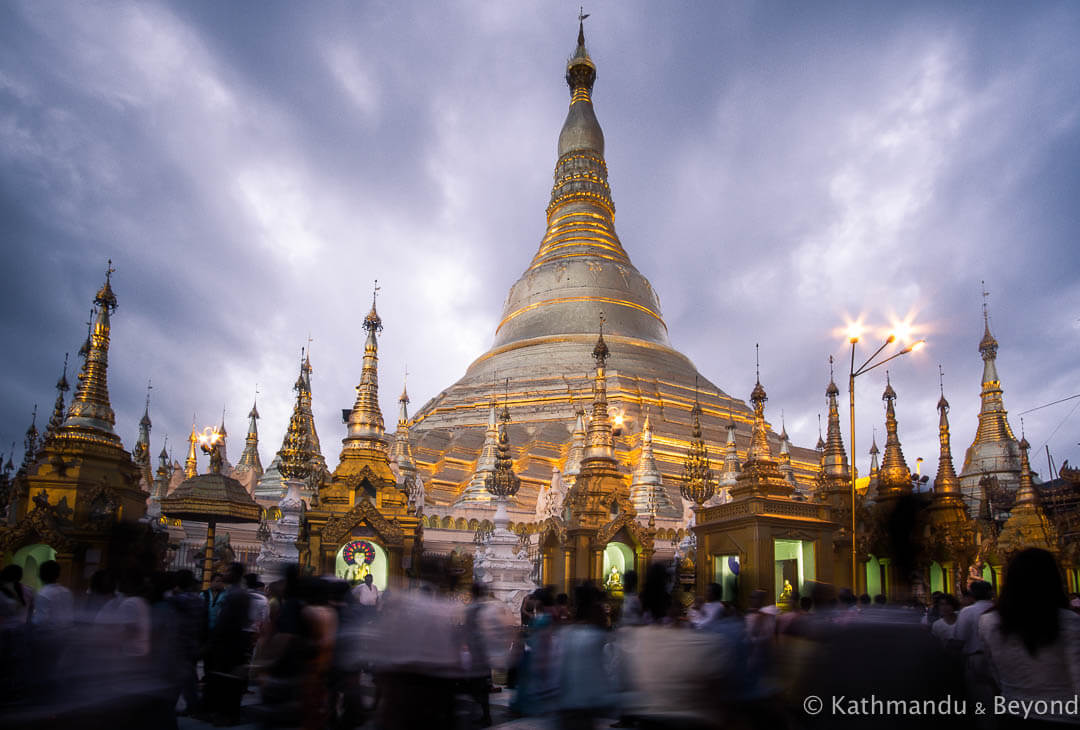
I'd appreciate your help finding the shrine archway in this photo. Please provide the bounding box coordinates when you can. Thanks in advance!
[335,539,388,591]
[602,541,634,594]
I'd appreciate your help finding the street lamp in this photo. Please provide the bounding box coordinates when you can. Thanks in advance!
[848,333,925,590]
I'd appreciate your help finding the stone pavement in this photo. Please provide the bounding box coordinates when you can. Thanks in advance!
[176,684,587,729]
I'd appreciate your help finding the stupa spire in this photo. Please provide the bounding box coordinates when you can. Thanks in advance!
[961,282,1020,492]
[456,390,501,505]
[718,411,741,492]
[63,261,121,443]
[934,366,961,495]
[235,398,263,477]
[488,18,670,357]
[19,406,38,473]
[184,420,198,478]
[343,282,386,449]
[879,373,912,496]
[582,320,616,464]
[630,410,675,517]
[43,353,70,445]
[778,412,797,487]
[280,351,327,482]
[1015,434,1037,505]
[154,437,171,500]
[823,357,850,478]
[391,374,418,477]
[564,408,587,481]
[747,345,771,461]
[133,380,152,469]
[485,398,521,500]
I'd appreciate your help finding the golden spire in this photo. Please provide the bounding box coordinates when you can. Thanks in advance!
[485,396,521,499]
[43,353,70,445]
[279,386,310,481]
[279,351,327,478]
[235,398,263,475]
[630,410,675,515]
[456,390,500,505]
[966,281,1019,454]
[63,261,121,444]
[564,407,588,479]
[934,366,961,495]
[777,412,797,487]
[823,357,850,478]
[19,405,39,473]
[583,318,616,464]
[133,380,152,468]
[681,381,716,506]
[184,420,198,478]
[1015,434,1038,505]
[154,437,171,500]
[747,344,771,461]
[719,411,741,486]
[879,372,912,496]
[391,374,417,475]
[343,282,386,450]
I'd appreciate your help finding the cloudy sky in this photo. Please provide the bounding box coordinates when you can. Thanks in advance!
[1,1,1078,482]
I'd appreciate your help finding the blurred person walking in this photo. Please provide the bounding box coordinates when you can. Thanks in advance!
[557,583,616,730]
[931,594,961,645]
[953,579,996,725]
[28,560,73,698]
[979,548,1080,728]
[300,578,338,730]
[202,571,226,635]
[168,569,205,717]
[204,563,251,726]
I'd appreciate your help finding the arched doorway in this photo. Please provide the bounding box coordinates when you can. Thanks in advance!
[335,539,388,591]
[10,543,57,591]
[602,541,634,594]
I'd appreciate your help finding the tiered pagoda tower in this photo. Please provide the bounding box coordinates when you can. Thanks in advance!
[0,265,147,587]
[409,21,819,521]
[959,293,1022,511]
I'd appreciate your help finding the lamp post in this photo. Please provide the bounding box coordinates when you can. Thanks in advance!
[848,334,925,590]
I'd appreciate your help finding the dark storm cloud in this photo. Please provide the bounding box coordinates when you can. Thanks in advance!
[0,1,1077,480]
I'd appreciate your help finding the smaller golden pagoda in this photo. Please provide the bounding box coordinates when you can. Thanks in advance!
[539,327,654,593]
[996,437,1059,558]
[923,378,976,595]
[0,264,149,589]
[300,291,420,588]
[694,356,836,606]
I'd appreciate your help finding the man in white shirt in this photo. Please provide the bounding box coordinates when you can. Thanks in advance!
[952,580,995,728]
[952,581,994,655]
[31,560,74,630]
[352,574,379,621]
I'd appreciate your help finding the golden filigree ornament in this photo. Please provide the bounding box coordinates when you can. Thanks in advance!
[681,386,716,506]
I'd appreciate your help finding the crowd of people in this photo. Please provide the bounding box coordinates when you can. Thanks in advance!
[0,547,1077,729]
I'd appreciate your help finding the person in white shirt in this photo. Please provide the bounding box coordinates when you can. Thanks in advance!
[952,580,995,727]
[930,594,959,645]
[31,560,74,630]
[952,580,994,655]
[979,548,1080,726]
[352,574,379,612]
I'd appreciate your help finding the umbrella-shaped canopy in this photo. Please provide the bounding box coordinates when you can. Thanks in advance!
[161,473,262,524]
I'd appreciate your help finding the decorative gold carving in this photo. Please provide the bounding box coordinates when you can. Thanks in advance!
[321,498,405,548]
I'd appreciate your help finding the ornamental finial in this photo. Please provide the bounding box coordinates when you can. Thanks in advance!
[364,279,383,333]
[592,312,609,367]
